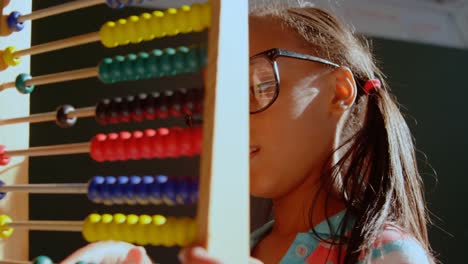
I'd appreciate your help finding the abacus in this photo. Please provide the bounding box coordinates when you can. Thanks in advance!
[0,0,249,263]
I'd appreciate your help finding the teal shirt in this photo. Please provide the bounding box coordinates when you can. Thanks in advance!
[249,210,430,264]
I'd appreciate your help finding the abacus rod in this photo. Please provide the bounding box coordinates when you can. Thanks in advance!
[0,111,56,125]
[0,184,88,194]
[5,142,90,157]
[9,220,83,232]
[0,260,31,264]
[68,106,96,119]
[25,67,98,87]
[0,106,96,126]
[18,0,104,23]
[14,32,100,58]
[0,81,15,91]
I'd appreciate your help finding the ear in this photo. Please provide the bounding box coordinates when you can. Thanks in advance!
[330,66,357,112]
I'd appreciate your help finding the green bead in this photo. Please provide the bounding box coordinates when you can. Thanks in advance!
[33,256,53,264]
[98,57,113,83]
[123,53,137,81]
[159,50,172,77]
[173,48,186,74]
[199,45,208,67]
[15,73,34,94]
[137,52,150,79]
[186,48,199,72]
[110,55,125,82]
[148,49,162,77]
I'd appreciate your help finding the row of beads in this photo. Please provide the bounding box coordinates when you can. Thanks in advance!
[95,89,203,125]
[10,46,206,95]
[6,1,160,32]
[90,126,202,162]
[98,46,207,83]
[87,175,198,206]
[82,213,196,246]
[99,3,211,48]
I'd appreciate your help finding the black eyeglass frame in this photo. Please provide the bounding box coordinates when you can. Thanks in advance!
[250,48,340,114]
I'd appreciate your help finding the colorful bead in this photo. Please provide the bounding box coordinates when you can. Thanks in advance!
[82,213,196,246]
[0,180,6,200]
[7,11,24,32]
[86,175,197,206]
[2,46,21,67]
[95,88,203,125]
[105,0,124,8]
[0,214,13,239]
[99,3,211,48]
[98,45,206,84]
[15,73,34,94]
[90,126,202,162]
[55,104,77,128]
[0,145,11,166]
[32,256,53,264]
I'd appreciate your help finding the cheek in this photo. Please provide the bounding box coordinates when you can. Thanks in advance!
[249,94,335,198]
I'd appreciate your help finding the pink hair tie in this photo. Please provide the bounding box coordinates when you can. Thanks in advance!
[363,79,381,94]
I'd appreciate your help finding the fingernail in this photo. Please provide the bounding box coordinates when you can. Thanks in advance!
[178,249,185,262]
[192,247,207,257]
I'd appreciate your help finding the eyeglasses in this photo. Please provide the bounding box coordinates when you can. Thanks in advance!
[250,48,340,114]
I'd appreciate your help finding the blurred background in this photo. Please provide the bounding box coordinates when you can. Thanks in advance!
[28,0,466,263]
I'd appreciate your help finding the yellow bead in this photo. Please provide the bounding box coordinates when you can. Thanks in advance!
[153,214,166,225]
[176,6,191,33]
[2,46,20,67]
[82,214,101,242]
[135,214,151,245]
[100,22,118,48]
[202,3,211,29]
[139,13,154,41]
[162,8,178,36]
[127,16,141,44]
[0,215,13,239]
[150,11,165,38]
[111,213,126,241]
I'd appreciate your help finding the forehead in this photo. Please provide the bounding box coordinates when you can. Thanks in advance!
[249,16,311,56]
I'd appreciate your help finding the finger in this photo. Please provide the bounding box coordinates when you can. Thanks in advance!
[248,257,264,264]
[179,247,222,264]
[124,247,145,264]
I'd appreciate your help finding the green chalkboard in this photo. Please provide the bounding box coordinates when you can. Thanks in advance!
[372,38,467,263]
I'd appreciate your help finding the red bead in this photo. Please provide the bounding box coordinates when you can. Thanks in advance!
[0,145,10,166]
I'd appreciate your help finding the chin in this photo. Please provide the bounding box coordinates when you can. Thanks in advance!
[249,178,284,199]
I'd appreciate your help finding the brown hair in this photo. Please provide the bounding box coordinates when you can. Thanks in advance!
[251,2,435,263]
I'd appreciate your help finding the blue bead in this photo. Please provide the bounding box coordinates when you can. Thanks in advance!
[106,0,125,8]
[123,176,140,205]
[15,73,34,94]
[150,175,167,205]
[7,11,24,32]
[191,178,199,203]
[113,176,129,205]
[176,178,190,204]
[162,177,176,206]
[102,176,117,205]
[87,176,105,203]
[0,180,6,200]
[135,175,153,204]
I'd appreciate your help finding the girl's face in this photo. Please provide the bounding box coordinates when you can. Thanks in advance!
[249,16,340,198]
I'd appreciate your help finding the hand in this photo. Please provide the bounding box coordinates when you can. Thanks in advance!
[60,241,152,264]
[178,247,263,264]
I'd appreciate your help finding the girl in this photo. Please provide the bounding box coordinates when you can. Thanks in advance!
[63,1,435,263]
